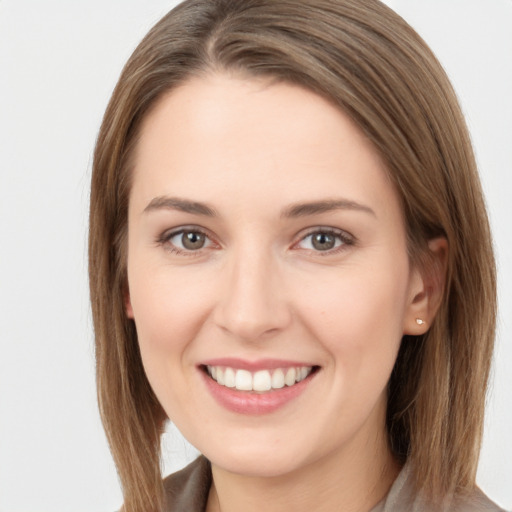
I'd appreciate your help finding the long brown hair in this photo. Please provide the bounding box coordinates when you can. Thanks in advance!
[89,1,496,510]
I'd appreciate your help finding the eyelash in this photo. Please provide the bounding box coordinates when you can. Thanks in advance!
[156,226,355,257]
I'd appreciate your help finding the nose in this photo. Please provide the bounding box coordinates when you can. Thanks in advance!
[213,246,292,342]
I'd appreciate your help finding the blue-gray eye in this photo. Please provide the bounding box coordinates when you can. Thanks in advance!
[311,232,336,250]
[298,231,345,251]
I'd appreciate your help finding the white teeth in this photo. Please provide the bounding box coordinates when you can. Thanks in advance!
[224,367,236,388]
[285,367,296,386]
[253,370,272,392]
[235,369,253,391]
[206,365,313,391]
[271,369,285,389]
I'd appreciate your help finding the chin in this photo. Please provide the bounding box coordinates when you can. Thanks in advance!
[207,448,309,478]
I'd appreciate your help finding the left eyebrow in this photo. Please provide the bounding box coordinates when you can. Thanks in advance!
[281,199,376,218]
[143,196,218,217]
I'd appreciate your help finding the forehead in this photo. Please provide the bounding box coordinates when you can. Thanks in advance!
[130,73,398,220]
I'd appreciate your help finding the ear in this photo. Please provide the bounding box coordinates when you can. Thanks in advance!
[403,237,448,335]
[124,284,134,319]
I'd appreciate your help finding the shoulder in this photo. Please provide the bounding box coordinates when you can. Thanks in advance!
[162,456,212,512]
[375,463,508,512]
[452,487,508,512]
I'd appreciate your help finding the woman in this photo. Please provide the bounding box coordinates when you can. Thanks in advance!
[88,1,504,511]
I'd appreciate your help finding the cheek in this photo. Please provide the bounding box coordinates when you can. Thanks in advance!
[301,266,407,329]
[295,261,409,380]
[127,271,215,429]
[126,264,216,403]
[129,263,211,345]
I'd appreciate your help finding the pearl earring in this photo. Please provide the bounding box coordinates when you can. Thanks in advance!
[416,318,426,326]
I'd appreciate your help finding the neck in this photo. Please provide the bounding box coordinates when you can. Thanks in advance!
[206,425,400,512]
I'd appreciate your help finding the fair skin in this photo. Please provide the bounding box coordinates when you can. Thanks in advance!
[125,73,443,512]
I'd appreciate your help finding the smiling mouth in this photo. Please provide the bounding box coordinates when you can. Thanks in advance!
[202,365,319,393]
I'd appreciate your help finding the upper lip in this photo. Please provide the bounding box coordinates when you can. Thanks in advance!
[200,357,317,371]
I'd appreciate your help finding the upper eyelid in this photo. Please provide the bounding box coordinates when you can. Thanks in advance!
[159,225,213,241]
[296,226,355,241]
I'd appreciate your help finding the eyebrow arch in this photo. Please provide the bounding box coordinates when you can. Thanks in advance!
[143,196,218,217]
[281,199,376,218]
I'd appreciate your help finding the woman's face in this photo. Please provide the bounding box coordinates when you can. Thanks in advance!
[126,73,425,477]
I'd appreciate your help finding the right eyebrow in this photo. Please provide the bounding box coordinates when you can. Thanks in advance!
[143,196,218,217]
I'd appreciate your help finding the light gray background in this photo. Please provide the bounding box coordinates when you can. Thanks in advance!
[0,1,510,511]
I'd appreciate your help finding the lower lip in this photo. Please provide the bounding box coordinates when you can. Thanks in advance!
[200,368,316,415]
